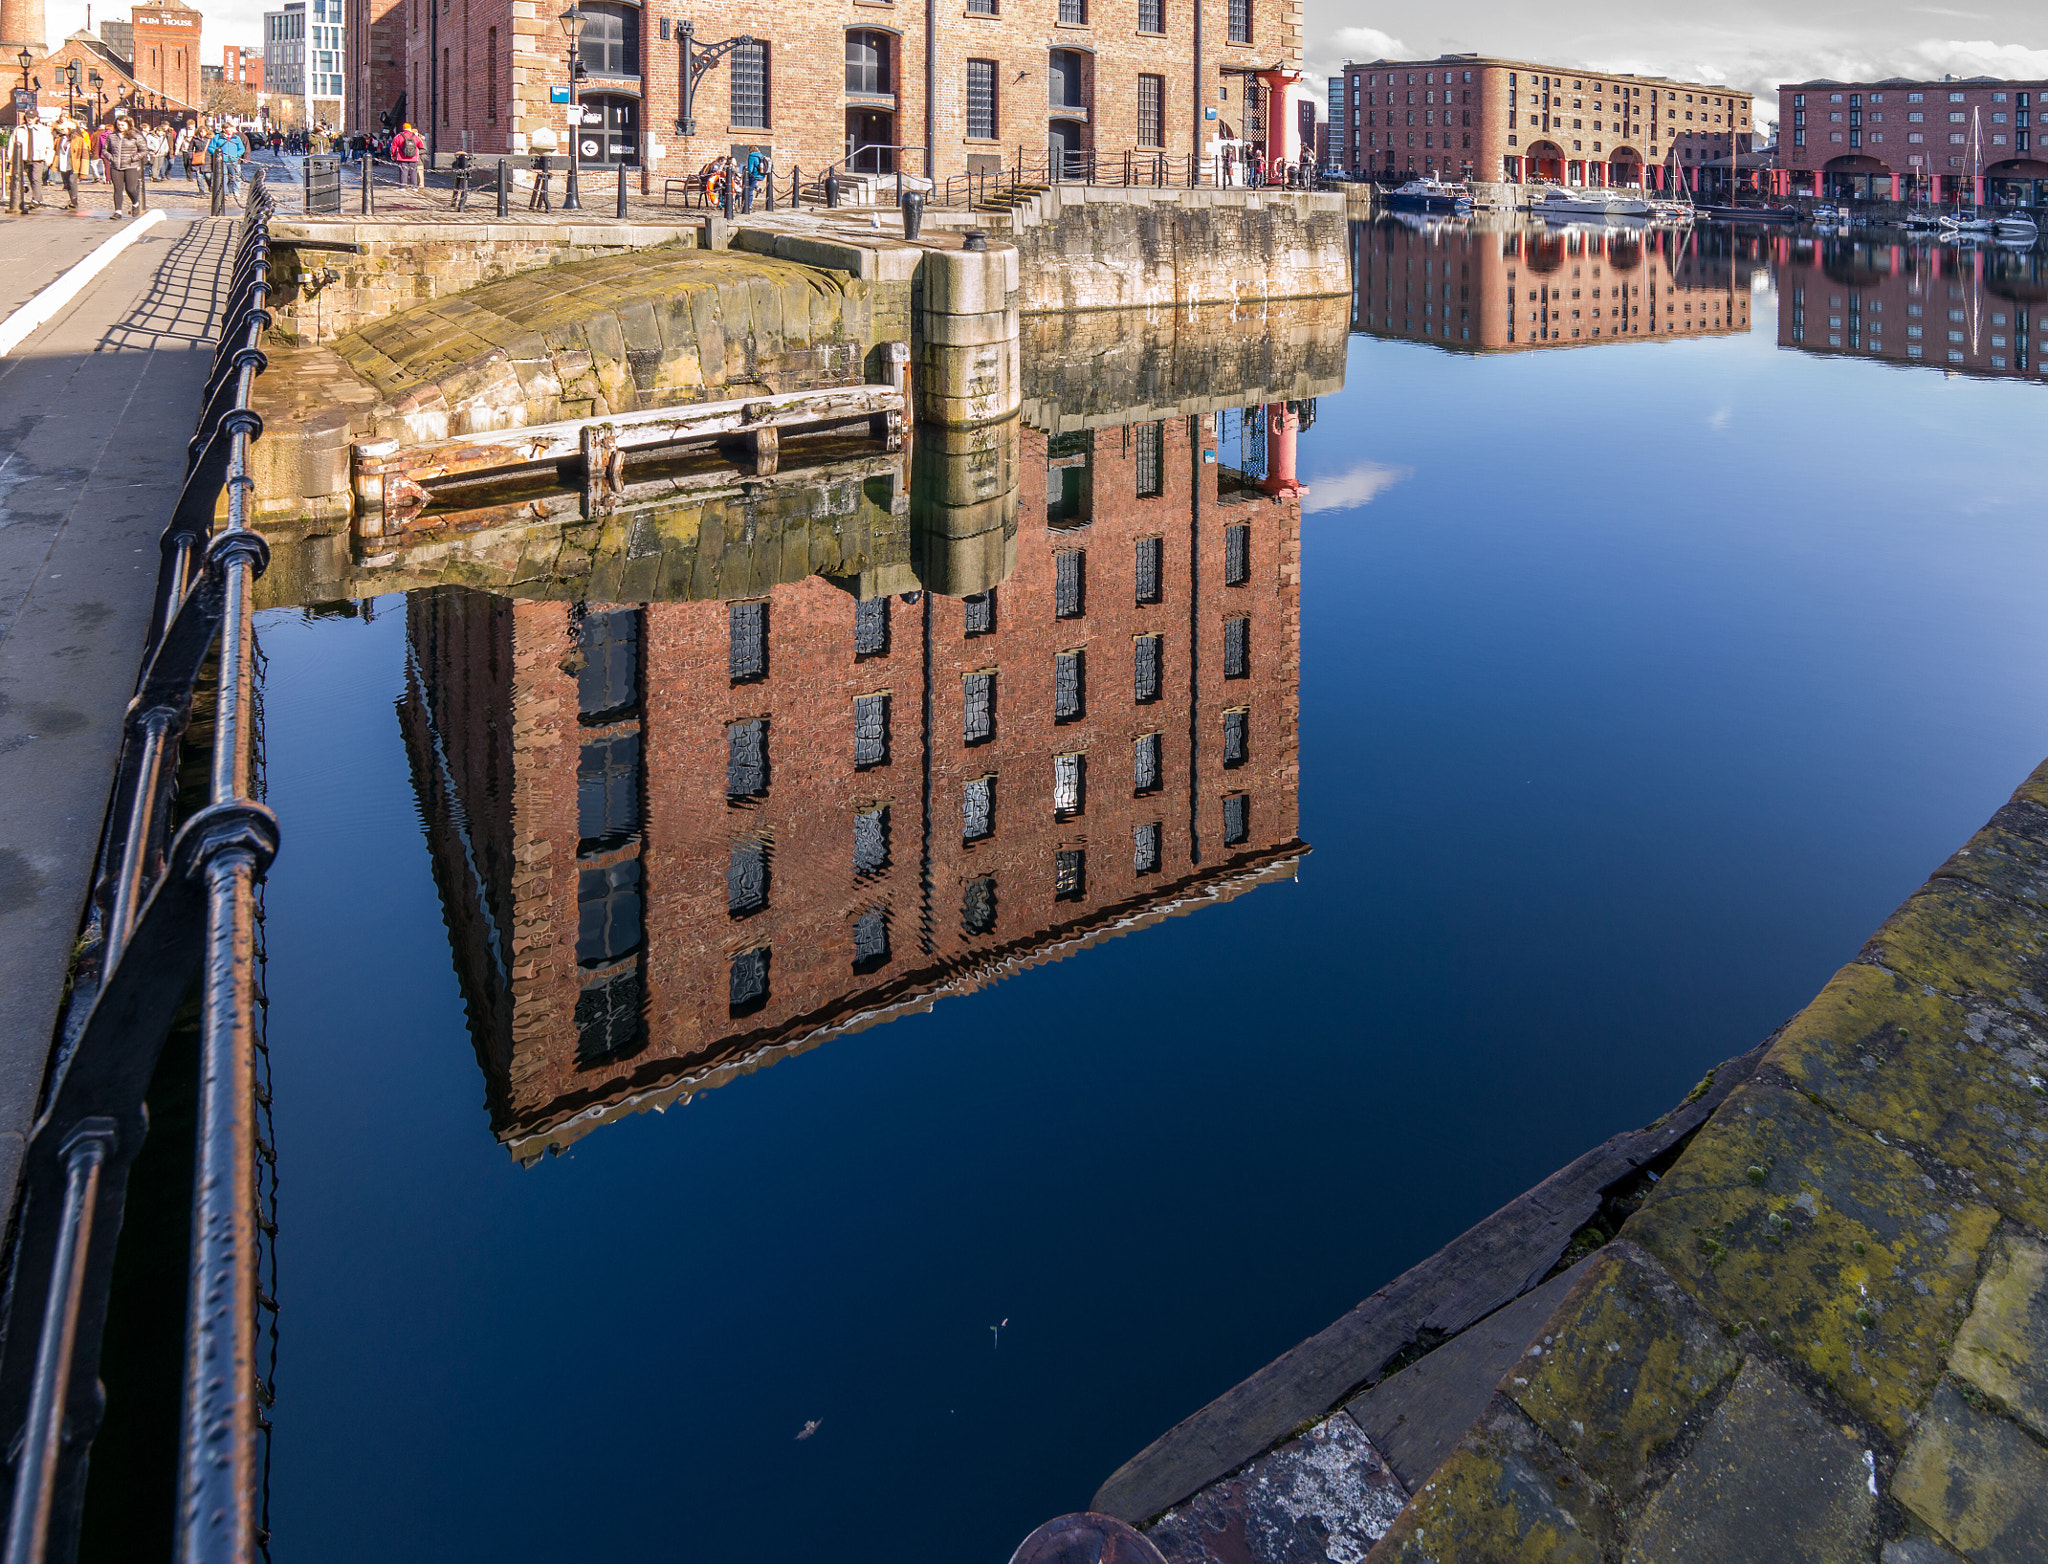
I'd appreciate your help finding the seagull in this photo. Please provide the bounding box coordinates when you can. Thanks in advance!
[796,1419,821,1441]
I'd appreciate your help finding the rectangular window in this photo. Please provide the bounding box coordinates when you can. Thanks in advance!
[730,947,770,1012]
[1224,524,1250,586]
[1137,73,1164,147]
[575,968,642,1063]
[576,606,640,721]
[962,876,996,934]
[1053,753,1084,818]
[729,600,767,681]
[854,806,889,875]
[1133,420,1163,497]
[966,58,997,140]
[1223,708,1248,767]
[855,595,890,656]
[486,27,497,120]
[963,672,995,743]
[967,0,997,12]
[1227,0,1250,45]
[852,908,889,969]
[1134,634,1161,703]
[1054,651,1085,721]
[964,590,996,635]
[576,859,643,966]
[1223,793,1250,845]
[963,777,994,841]
[1055,549,1085,617]
[1135,536,1162,603]
[1048,429,1092,523]
[1138,0,1162,28]
[1134,822,1160,874]
[1134,731,1161,793]
[731,42,769,129]
[728,840,767,914]
[577,732,642,853]
[1055,848,1086,900]
[727,719,767,797]
[1223,616,1250,678]
[1058,0,1085,24]
[846,31,891,95]
[854,694,890,769]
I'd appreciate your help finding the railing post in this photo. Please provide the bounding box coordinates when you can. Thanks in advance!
[361,152,373,214]
[497,156,509,217]
[617,162,629,218]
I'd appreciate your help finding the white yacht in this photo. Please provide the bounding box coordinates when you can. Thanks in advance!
[1532,186,1654,220]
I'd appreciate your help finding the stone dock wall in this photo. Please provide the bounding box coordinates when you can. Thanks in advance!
[1082,757,2048,1564]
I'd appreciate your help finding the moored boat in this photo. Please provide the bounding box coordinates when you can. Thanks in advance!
[1383,176,1472,213]
[1533,186,1653,219]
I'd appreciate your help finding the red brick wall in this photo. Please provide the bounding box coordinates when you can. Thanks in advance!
[1779,78,2046,185]
[345,0,402,133]
[132,2,202,111]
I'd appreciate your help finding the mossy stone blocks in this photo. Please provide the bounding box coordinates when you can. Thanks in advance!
[1949,1234,2048,1442]
[1929,801,2048,912]
[1625,1084,1998,1441]
[1893,1380,2048,1562]
[1859,879,2048,1015]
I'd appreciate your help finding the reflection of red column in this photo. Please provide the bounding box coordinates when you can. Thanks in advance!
[1256,68,1304,167]
[1259,403,1307,500]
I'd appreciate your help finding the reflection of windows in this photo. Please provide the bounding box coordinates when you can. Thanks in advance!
[846,30,891,94]
[964,672,995,743]
[575,968,643,1064]
[1055,550,1085,617]
[576,606,639,722]
[577,859,643,966]
[1135,536,1162,603]
[1224,708,1249,767]
[1055,848,1085,900]
[1135,822,1160,874]
[1134,732,1161,793]
[1224,524,1250,586]
[730,946,770,1012]
[1223,616,1250,678]
[963,776,994,841]
[855,595,890,656]
[854,694,890,769]
[728,839,767,914]
[1134,634,1161,703]
[853,907,889,969]
[1223,793,1250,845]
[963,876,996,934]
[576,2,639,77]
[731,42,769,129]
[964,590,995,635]
[966,58,997,140]
[729,600,767,681]
[1054,752,1084,817]
[854,806,889,875]
[577,731,642,853]
[1134,421,1164,497]
[727,719,767,797]
[1054,651,1084,722]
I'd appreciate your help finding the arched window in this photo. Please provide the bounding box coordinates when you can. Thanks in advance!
[578,2,639,78]
[847,30,891,95]
[1049,48,1084,110]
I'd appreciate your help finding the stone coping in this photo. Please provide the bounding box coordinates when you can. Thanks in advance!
[1093,754,2048,1564]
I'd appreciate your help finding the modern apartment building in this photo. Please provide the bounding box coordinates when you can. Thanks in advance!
[1778,76,2047,205]
[224,42,264,90]
[1778,240,2044,379]
[1351,219,1753,349]
[384,0,1305,184]
[401,412,1306,1160]
[265,0,343,125]
[1334,52,1753,189]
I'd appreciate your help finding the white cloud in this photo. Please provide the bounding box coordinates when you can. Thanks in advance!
[1304,26,1413,98]
[1302,460,1410,515]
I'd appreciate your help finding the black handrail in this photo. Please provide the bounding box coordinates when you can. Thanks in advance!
[0,173,280,1564]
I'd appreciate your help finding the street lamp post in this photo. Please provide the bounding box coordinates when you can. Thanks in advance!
[558,5,585,210]
[64,59,77,121]
[16,47,31,92]
[87,69,102,130]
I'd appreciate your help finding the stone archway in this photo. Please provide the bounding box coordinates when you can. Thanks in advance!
[1987,157,2048,208]
[1822,152,1894,202]
[1525,139,1566,186]
[1606,144,1644,189]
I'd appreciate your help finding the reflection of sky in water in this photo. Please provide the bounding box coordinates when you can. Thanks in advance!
[260,259,2048,1564]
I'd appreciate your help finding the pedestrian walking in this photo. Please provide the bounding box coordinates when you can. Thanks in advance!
[392,122,426,188]
[145,121,169,181]
[55,117,86,208]
[8,116,50,207]
[107,112,146,216]
[183,122,204,188]
[744,146,764,213]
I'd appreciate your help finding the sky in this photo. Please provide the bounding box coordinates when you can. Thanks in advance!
[36,0,2048,135]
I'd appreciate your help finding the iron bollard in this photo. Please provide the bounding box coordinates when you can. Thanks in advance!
[361,153,373,213]
[790,165,800,210]
[497,157,509,217]
[901,188,924,240]
[617,163,629,218]
[720,172,735,221]
[209,151,225,216]
[825,169,840,208]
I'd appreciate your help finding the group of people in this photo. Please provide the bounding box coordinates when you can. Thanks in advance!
[694,147,774,212]
[5,112,261,215]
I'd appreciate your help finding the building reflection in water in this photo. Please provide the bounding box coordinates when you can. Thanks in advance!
[1351,215,1755,349]
[1775,235,2046,381]
[393,304,1342,1161]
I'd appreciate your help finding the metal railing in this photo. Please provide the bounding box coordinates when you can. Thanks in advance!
[935,148,1317,208]
[0,172,280,1564]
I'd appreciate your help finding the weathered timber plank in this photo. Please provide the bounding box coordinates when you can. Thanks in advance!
[1089,1044,1764,1526]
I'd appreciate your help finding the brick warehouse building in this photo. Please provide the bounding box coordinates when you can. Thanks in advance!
[1777,238,2046,381]
[1335,52,1753,191]
[1778,76,2048,206]
[351,0,1305,189]
[1352,219,1753,349]
[399,411,1306,1160]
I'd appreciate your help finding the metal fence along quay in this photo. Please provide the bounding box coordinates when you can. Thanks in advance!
[0,178,281,1564]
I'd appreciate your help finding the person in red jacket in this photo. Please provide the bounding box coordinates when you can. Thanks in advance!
[392,122,426,188]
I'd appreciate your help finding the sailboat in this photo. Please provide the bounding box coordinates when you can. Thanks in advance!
[1938,110,1997,235]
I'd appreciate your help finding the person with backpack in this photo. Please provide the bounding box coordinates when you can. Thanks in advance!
[392,122,426,188]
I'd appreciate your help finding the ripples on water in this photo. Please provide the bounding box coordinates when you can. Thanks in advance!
[252,220,2048,1562]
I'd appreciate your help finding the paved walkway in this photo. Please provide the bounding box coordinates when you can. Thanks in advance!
[0,214,238,1207]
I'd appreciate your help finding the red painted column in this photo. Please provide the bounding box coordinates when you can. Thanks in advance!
[1890,173,1901,202]
[1259,404,1306,500]
[1256,68,1304,170]
[1974,174,1985,206]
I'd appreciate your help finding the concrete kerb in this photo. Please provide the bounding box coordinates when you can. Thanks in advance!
[0,210,169,358]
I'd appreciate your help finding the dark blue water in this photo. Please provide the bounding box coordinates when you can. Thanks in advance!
[258,239,2048,1561]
